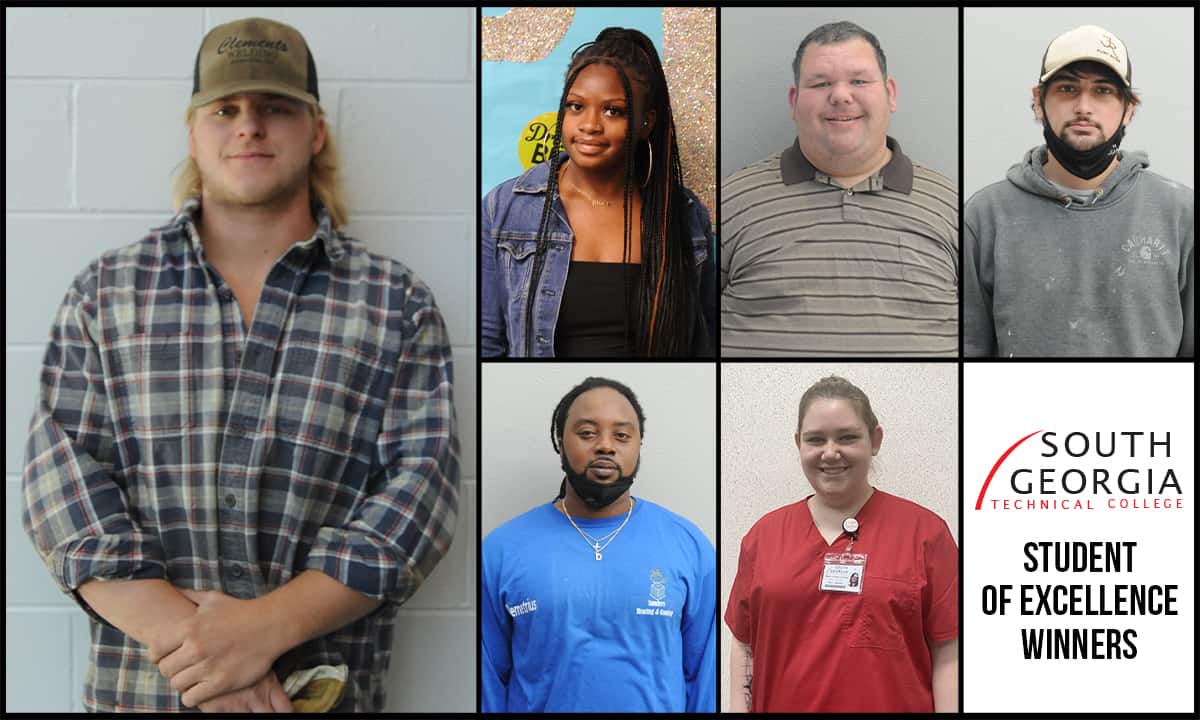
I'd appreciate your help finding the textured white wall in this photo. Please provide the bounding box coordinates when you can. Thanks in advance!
[719,362,959,711]
[4,7,476,713]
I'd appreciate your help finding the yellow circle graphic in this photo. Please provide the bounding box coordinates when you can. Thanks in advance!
[518,111,560,170]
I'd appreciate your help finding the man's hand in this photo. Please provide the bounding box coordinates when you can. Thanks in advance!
[142,606,194,669]
[156,589,287,708]
[77,578,199,665]
[197,671,293,714]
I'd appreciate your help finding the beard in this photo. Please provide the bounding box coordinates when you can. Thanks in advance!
[558,454,641,511]
[1058,123,1108,151]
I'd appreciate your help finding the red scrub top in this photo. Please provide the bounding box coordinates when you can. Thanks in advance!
[725,489,958,713]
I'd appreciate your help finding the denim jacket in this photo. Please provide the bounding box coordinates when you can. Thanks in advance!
[482,159,716,357]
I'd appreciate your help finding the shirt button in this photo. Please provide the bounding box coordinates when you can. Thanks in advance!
[230,565,243,578]
[537,335,549,344]
[543,289,556,296]
[224,494,237,508]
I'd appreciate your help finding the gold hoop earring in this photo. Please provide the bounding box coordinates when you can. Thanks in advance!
[640,140,653,188]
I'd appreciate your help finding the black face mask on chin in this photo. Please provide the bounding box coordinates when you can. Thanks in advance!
[1040,97,1128,180]
[558,454,639,511]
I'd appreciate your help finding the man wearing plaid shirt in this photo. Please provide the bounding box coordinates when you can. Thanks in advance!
[20,17,460,713]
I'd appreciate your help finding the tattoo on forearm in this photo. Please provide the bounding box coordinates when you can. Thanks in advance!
[741,643,753,709]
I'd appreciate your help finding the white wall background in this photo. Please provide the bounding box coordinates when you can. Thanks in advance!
[720,7,959,183]
[720,362,959,711]
[481,363,716,546]
[963,7,1195,201]
[4,7,477,713]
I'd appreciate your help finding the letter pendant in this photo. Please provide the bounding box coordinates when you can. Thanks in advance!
[594,543,602,561]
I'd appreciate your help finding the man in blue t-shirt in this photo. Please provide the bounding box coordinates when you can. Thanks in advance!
[481,377,717,713]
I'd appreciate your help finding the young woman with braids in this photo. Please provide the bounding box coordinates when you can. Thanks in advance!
[482,27,716,358]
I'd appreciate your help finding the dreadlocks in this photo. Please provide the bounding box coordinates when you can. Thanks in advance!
[526,27,700,357]
[550,376,646,453]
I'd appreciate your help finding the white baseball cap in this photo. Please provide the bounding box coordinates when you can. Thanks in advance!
[1039,24,1131,87]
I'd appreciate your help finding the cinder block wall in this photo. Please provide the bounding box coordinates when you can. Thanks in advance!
[5,7,477,712]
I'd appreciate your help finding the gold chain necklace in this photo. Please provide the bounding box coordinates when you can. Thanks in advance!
[560,497,634,560]
[564,166,615,208]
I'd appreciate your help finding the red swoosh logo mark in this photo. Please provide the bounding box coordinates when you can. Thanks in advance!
[974,430,1043,510]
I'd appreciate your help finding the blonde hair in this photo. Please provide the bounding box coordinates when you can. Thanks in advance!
[797,375,880,435]
[172,104,349,228]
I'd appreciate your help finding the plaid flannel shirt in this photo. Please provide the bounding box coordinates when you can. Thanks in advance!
[21,199,460,712]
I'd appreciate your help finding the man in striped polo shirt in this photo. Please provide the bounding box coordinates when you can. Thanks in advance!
[721,21,958,357]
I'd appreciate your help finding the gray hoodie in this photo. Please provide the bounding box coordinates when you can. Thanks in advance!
[964,147,1193,357]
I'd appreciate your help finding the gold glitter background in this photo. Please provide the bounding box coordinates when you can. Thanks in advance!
[663,7,715,222]
[481,7,716,222]
[481,7,575,63]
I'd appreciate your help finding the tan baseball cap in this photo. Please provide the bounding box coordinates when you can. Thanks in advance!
[190,17,319,110]
[1039,25,1131,87]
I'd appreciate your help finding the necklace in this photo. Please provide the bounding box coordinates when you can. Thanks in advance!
[569,519,623,548]
[560,497,634,560]
[563,167,615,208]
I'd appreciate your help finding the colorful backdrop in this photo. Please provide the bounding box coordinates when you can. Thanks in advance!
[481,6,715,220]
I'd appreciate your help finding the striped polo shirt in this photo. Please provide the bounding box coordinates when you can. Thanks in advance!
[720,137,958,357]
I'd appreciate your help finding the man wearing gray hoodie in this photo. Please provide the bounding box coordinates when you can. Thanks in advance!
[964,25,1193,358]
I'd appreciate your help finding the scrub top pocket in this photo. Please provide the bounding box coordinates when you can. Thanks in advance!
[839,576,921,651]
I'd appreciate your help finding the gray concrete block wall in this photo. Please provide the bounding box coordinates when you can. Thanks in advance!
[5,7,477,713]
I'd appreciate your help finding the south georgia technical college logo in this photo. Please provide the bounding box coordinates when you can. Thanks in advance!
[975,430,1184,512]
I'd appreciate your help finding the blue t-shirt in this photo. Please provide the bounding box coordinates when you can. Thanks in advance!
[481,497,717,712]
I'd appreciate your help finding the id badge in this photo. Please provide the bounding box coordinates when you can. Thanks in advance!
[820,552,867,593]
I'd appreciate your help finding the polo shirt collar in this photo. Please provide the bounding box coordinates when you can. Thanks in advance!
[780,136,914,194]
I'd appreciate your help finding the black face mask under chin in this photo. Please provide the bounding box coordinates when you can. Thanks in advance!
[1041,103,1127,181]
[558,455,638,511]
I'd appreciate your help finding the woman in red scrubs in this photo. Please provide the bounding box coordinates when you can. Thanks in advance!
[725,376,959,712]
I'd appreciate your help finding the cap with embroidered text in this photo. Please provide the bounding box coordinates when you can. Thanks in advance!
[191,17,319,110]
[1039,25,1131,88]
